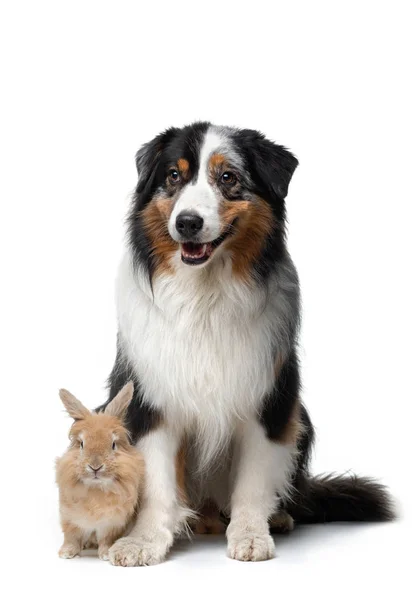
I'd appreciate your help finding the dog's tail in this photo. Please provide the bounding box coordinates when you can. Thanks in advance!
[287,473,395,524]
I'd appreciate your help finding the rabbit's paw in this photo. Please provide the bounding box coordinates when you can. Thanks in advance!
[109,532,172,567]
[59,544,80,559]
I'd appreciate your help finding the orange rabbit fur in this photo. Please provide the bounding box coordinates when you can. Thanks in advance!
[56,381,145,560]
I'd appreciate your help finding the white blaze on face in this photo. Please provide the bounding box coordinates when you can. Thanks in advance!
[168,129,225,243]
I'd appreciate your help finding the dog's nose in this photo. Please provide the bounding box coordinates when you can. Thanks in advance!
[88,464,104,473]
[176,212,204,237]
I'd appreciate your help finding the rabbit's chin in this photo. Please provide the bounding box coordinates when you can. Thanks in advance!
[82,475,115,488]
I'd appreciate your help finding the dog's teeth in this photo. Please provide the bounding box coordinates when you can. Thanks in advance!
[181,243,210,261]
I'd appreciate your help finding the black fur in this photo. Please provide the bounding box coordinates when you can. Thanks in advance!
[287,474,395,523]
[260,349,301,441]
[96,340,161,443]
[232,128,299,221]
[294,403,315,474]
[231,129,298,281]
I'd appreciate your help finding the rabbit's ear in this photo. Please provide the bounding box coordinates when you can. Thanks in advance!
[59,389,90,420]
[104,381,134,420]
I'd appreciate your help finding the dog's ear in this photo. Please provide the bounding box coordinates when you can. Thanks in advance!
[238,130,298,202]
[135,127,179,194]
[253,138,298,200]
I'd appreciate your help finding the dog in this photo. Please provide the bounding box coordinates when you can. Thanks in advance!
[97,122,394,566]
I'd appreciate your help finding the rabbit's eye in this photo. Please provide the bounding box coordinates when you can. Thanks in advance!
[80,441,84,449]
[112,441,116,450]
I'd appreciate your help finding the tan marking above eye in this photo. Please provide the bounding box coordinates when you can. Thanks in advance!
[209,154,240,188]
[177,158,190,178]
[209,153,226,169]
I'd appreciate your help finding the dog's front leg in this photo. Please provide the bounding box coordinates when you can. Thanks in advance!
[109,427,181,566]
[227,418,296,561]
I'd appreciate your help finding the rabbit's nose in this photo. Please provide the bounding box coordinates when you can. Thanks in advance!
[88,464,104,473]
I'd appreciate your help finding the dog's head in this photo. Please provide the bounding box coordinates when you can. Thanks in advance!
[129,123,298,280]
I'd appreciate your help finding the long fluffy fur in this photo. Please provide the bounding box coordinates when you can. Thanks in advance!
[288,474,395,523]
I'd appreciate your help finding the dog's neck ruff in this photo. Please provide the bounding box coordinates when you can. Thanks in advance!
[116,249,299,470]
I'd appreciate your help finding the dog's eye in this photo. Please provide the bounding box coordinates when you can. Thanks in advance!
[112,441,116,451]
[168,169,180,183]
[221,172,237,185]
[80,441,84,449]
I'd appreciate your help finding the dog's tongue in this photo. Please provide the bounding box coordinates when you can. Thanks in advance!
[181,242,207,259]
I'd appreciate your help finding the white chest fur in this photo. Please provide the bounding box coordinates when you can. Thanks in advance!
[116,251,298,467]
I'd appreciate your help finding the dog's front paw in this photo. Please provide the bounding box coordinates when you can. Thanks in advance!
[227,531,275,562]
[59,544,80,559]
[109,531,172,567]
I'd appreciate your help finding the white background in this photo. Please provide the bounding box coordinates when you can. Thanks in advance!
[1,1,416,598]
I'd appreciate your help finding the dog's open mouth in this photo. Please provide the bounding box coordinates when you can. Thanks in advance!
[181,242,214,265]
[180,220,237,266]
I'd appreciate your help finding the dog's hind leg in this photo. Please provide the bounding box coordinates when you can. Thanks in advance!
[269,510,294,533]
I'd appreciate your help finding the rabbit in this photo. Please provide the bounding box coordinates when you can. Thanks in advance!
[56,381,145,560]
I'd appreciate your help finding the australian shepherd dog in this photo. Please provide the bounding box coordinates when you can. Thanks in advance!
[98,122,394,566]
